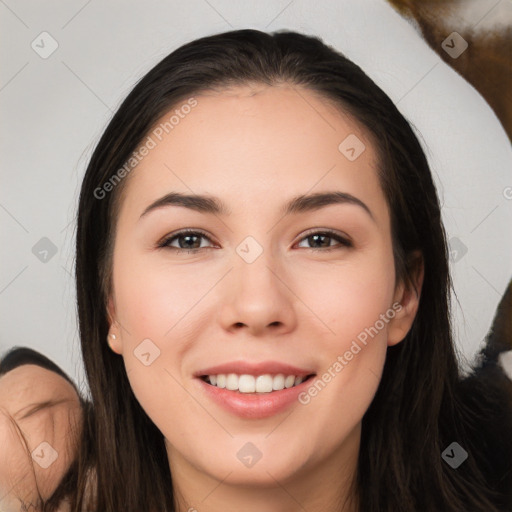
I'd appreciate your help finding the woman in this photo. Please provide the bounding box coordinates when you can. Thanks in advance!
[2,28,511,511]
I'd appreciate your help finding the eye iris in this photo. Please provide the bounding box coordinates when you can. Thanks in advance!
[309,234,331,248]
[179,233,201,249]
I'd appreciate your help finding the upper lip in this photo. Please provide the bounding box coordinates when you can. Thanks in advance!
[194,360,315,378]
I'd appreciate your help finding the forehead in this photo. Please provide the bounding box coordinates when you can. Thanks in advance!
[0,364,78,409]
[118,84,386,223]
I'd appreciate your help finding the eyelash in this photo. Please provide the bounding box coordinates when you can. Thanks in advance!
[157,228,353,254]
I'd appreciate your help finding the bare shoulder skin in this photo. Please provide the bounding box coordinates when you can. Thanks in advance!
[0,364,83,512]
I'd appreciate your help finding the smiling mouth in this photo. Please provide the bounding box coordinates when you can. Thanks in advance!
[200,373,316,393]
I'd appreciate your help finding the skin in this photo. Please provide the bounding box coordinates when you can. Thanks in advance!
[107,83,423,512]
[0,365,82,512]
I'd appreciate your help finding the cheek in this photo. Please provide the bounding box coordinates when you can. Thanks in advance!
[303,247,396,348]
[112,249,211,342]
[112,252,214,432]
[115,287,188,406]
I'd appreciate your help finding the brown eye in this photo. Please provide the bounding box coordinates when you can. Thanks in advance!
[158,230,213,253]
[296,230,352,252]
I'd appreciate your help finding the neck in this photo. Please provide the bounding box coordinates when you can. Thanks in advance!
[166,424,361,512]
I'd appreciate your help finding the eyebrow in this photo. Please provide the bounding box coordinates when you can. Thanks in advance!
[139,191,375,222]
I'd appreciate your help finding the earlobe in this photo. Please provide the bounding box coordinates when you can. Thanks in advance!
[107,333,122,355]
[387,252,424,347]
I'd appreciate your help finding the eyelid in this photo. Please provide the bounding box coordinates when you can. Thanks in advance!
[15,398,69,421]
[296,227,352,244]
[157,228,215,249]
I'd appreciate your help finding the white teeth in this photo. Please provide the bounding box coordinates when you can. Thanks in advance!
[205,373,308,393]
[255,374,273,393]
[226,373,239,391]
[239,375,256,393]
[284,375,295,388]
[272,374,285,390]
[216,374,226,388]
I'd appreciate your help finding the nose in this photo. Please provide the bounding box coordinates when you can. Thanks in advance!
[217,250,297,337]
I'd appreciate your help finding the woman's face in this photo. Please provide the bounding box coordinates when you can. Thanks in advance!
[0,365,82,507]
[107,84,421,492]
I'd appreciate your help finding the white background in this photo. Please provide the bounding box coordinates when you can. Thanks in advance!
[1,0,511,390]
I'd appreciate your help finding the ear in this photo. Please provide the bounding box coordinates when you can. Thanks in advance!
[106,295,123,355]
[387,251,424,347]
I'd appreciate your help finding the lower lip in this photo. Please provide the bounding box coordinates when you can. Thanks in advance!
[197,376,315,419]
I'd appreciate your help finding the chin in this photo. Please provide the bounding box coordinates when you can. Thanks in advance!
[207,457,309,487]
[189,434,314,486]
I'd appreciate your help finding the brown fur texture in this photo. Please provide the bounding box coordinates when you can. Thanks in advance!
[388,0,512,143]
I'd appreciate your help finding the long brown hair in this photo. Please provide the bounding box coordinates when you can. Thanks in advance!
[68,29,509,511]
